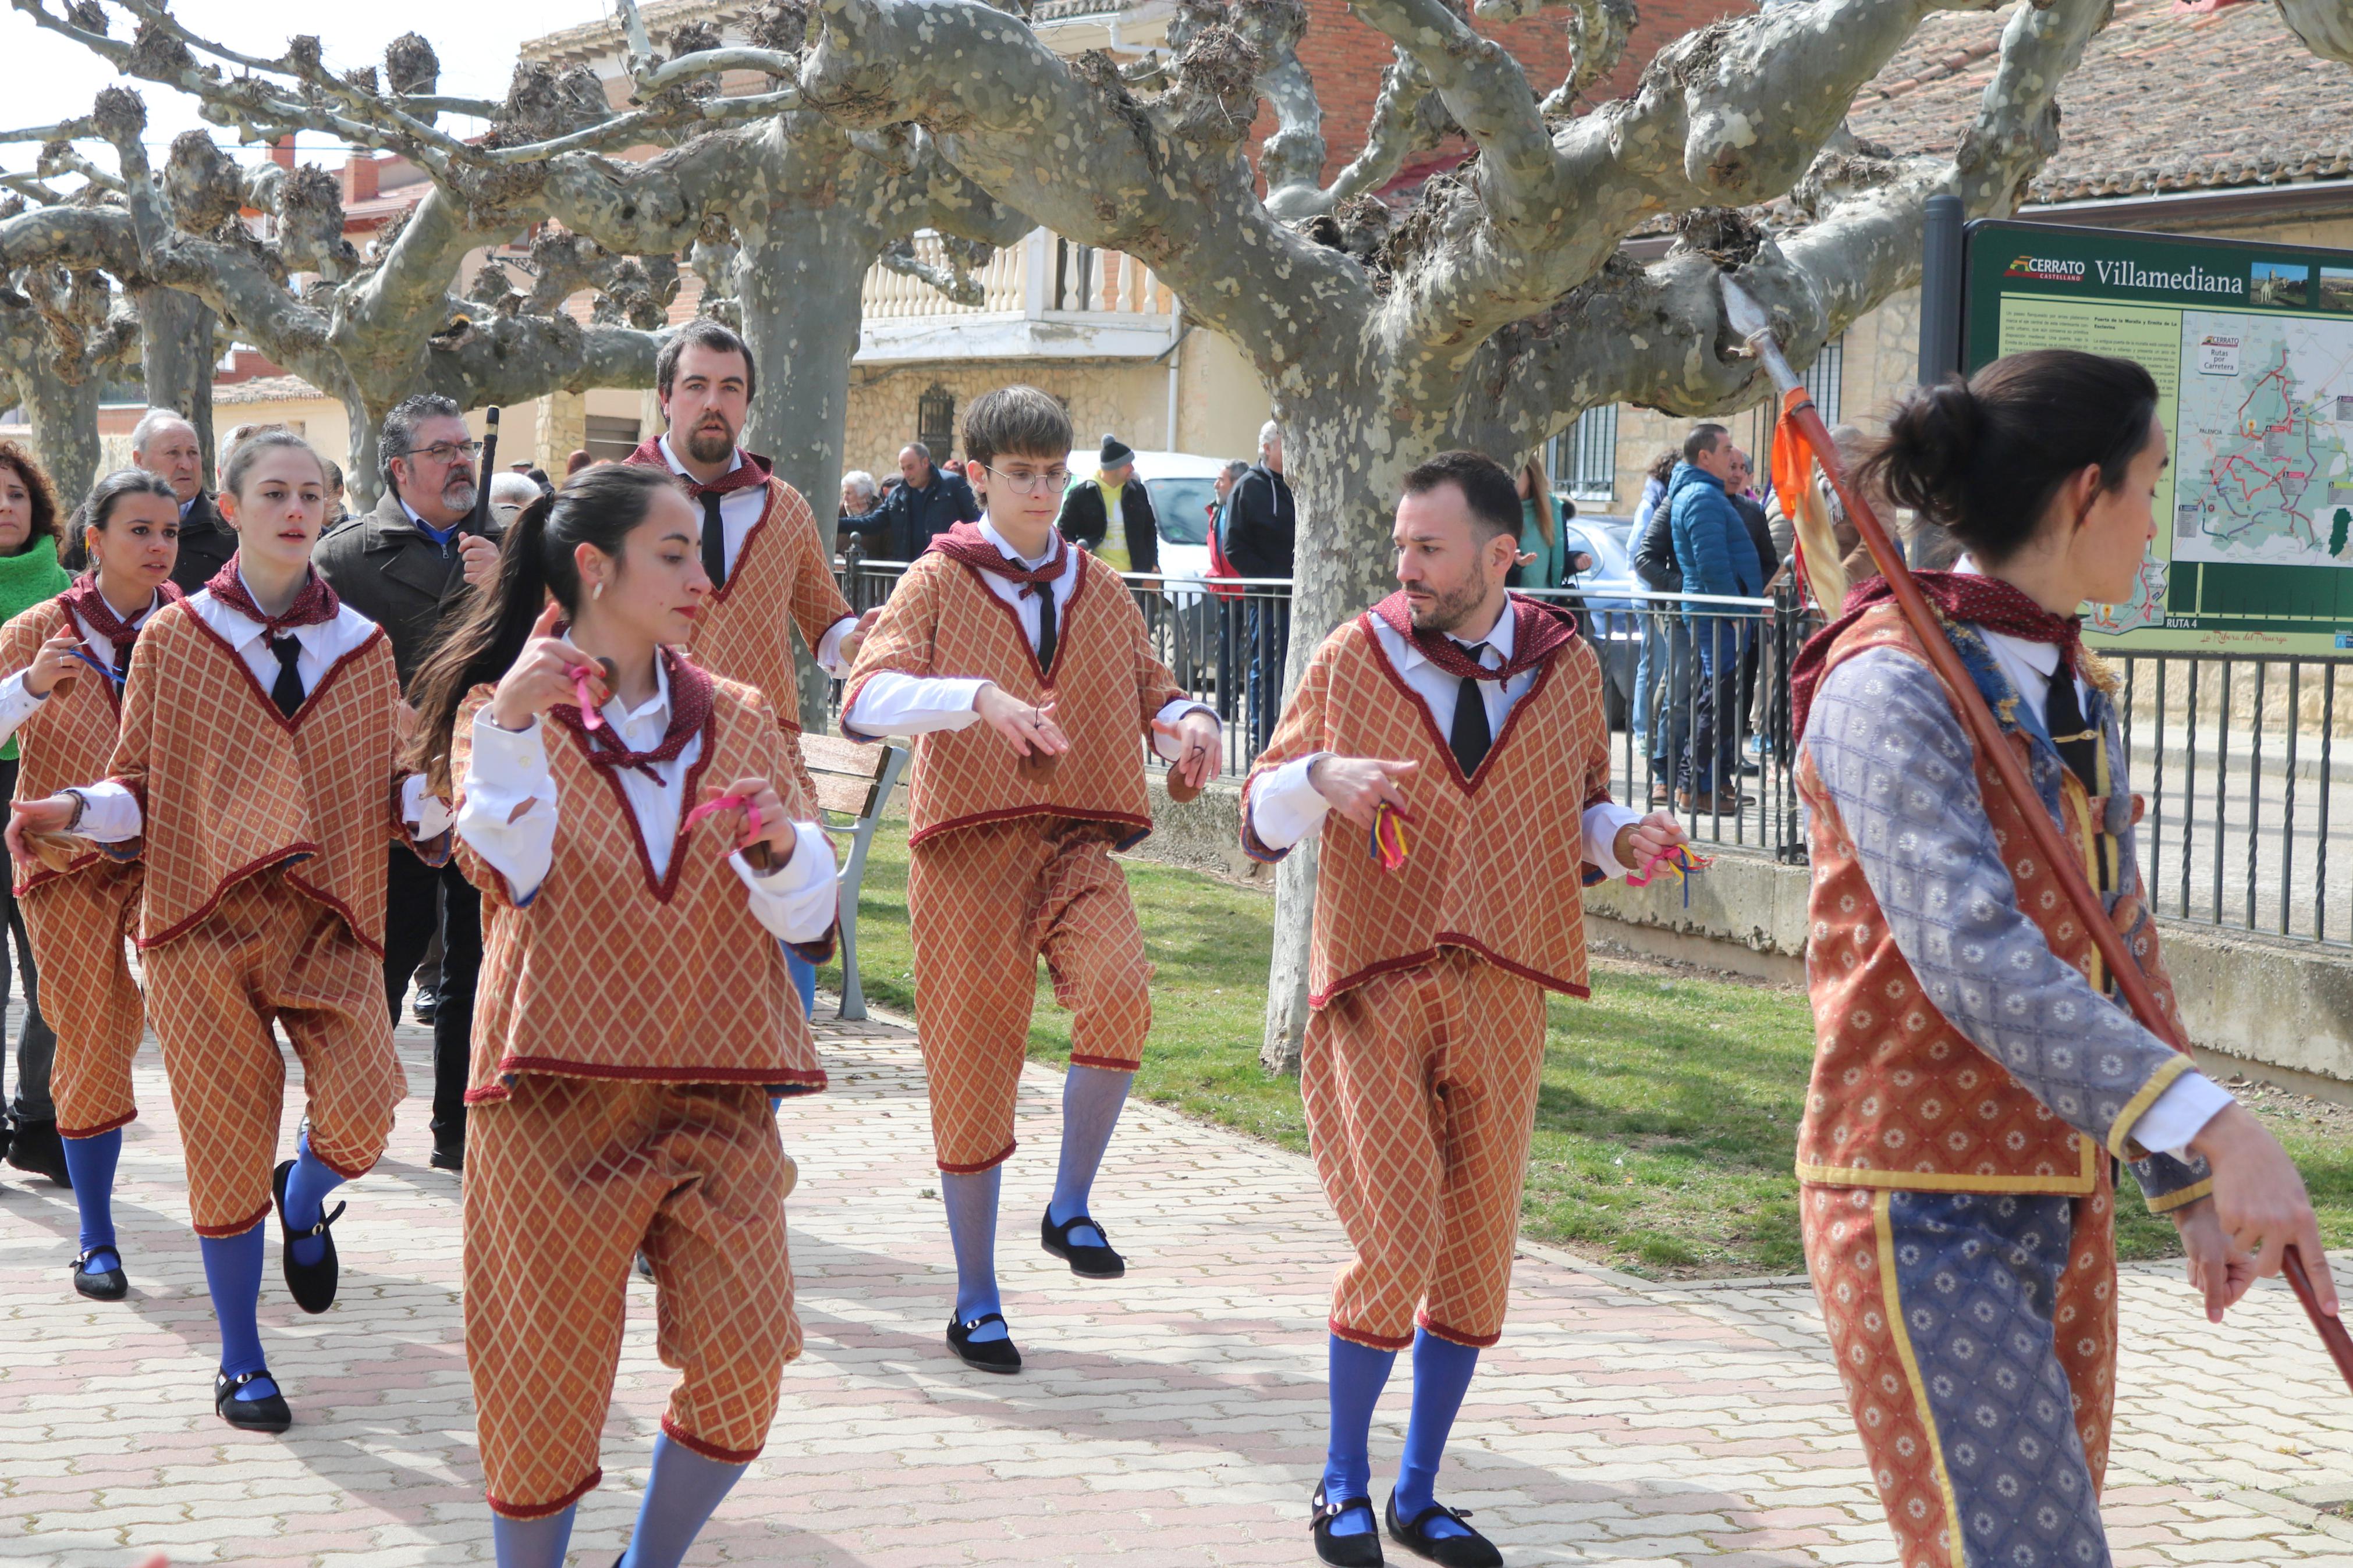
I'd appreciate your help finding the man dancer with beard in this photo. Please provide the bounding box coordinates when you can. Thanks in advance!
[1243,451,1684,1566]
[622,320,876,1021]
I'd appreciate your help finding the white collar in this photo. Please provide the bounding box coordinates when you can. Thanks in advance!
[657,432,745,486]
[979,516,1059,571]
[568,637,671,730]
[209,569,332,651]
[1397,596,1513,672]
[1953,555,2063,678]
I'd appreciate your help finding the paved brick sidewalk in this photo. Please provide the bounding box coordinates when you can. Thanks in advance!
[5,1005,2353,1566]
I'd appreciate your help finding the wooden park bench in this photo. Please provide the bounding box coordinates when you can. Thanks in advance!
[798,731,907,1021]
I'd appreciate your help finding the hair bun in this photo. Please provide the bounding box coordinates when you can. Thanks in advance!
[1873,375,1977,525]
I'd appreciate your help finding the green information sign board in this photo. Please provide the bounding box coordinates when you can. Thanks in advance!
[1964,218,2353,653]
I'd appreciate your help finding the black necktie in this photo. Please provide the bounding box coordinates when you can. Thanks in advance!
[1032,582,1058,674]
[1448,642,1493,776]
[2045,662,2110,888]
[268,635,304,717]
[700,492,727,591]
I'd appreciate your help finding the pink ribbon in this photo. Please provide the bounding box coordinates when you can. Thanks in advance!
[570,665,605,731]
[682,792,762,847]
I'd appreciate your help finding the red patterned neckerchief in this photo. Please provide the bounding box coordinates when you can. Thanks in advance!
[622,435,773,500]
[1368,589,1581,681]
[61,574,183,675]
[1789,570,2085,739]
[926,521,1069,599]
[203,555,341,636]
[546,643,715,783]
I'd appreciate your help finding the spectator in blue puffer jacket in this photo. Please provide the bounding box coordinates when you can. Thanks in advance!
[1667,425,1763,811]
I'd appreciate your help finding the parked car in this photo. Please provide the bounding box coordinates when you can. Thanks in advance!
[1558,510,1639,731]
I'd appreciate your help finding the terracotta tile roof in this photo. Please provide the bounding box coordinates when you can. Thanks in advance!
[1849,0,2353,203]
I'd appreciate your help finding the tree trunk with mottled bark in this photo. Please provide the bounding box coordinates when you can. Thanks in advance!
[134,284,217,478]
[17,368,102,507]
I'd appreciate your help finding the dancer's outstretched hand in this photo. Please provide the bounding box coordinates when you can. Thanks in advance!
[6,793,78,863]
[2191,1101,2336,1315]
[490,602,605,731]
[695,776,795,867]
[1308,755,1417,830]
[1615,809,1687,870]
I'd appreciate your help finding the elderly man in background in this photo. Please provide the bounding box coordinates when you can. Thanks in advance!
[1056,435,1161,575]
[840,469,879,524]
[487,471,540,529]
[313,393,502,1174]
[129,408,236,591]
[839,439,980,561]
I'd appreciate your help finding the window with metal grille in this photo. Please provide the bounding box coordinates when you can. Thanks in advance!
[917,385,956,458]
[1548,403,1619,503]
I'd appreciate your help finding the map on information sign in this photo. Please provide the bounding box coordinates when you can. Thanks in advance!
[1964,219,2353,653]
[2173,312,2353,568]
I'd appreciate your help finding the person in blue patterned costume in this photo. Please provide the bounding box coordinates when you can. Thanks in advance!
[1786,348,2335,1568]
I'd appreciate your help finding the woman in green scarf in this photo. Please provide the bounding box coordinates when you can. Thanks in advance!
[0,441,72,1185]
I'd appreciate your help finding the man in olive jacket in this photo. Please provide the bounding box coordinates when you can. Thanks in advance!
[313,394,500,1173]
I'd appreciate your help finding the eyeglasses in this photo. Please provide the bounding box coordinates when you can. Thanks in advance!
[400,440,482,465]
[979,463,1070,495]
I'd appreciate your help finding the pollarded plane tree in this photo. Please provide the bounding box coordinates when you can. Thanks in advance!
[0,177,139,500]
[769,0,2208,1065]
[1,8,685,510]
[13,0,1033,556]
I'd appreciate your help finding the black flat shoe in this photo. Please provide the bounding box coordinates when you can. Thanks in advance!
[1385,1492,1501,1567]
[273,1158,344,1315]
[1040,1209,1126,1279]
[946,1313,1022,1374]
[1312,1481,1384,1567]
[413,986,438,1025]
[72,1247,127,1302]
[215,1368,292,1433]
[428,1142,463,1174]
[5,1118,70,1186]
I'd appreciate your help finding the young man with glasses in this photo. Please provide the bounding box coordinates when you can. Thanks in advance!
[316,394,504,1175]
[840,385,1220,1373]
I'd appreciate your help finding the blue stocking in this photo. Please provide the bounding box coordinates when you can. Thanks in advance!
[491,1505,576,1568]
[281,1128,349,1268]
[618,1432,748,1568]
[1045,1064,1130,1248]
[783,945,818,1021]
[197,1223,276,1401]
[1322,1334,1397,1538]
[1394,1329,1481,1538]
[941,1166,1006,1342]
[62,1128,122,1273]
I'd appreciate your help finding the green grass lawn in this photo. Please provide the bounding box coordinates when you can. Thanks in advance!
[819,823,2353,1279]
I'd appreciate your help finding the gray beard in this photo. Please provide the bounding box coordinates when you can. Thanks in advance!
[441,479,478,516]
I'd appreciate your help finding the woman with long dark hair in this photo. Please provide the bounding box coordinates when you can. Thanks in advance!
[0,468,180,1298]
[9,429,449,1432]
[0,440,70,1189]
[407,462,837,1568]
[1788,348,2331,1565]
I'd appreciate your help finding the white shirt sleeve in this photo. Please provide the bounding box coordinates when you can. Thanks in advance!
[2128,1069,2237,1161]
[1150,698,1219,762]
[65,781,143,842]
[812,615,860,678]
[456,710,560,904]
[843,671,990,737]
[0,671,47,750]
[1247,753,1335,851]
[729,822,839,943]
[400,773,454,840]
[1581,800,1645,880]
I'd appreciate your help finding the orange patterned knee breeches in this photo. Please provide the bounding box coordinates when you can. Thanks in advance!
[1302,948,1546,1350]
[141,870,405,1236]
[1802,1179,2119,1568]
[23,863,147,1138]
[464,1075,801,1518]
[907,818,1152,1172]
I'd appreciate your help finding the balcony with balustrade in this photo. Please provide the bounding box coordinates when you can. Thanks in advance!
[856,228,1179,364]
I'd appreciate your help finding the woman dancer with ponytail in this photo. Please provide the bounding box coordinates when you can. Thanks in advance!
[10,429,450,1431]
[406,464,837,1568]
[1788,348,2332,1566]
[0,468,180,1299]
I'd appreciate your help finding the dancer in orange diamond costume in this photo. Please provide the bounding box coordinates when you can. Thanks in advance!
[407,462,839,1568]
[1241,450,1686,1567]
[840,385,1220,1374]
[12,431,452,1435]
